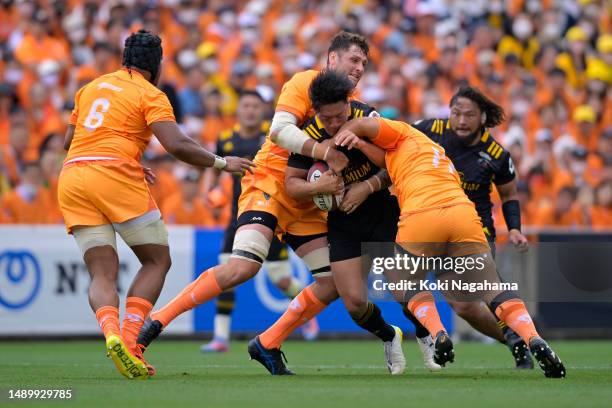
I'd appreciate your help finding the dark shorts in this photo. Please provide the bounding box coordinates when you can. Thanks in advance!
[327,191,400,263]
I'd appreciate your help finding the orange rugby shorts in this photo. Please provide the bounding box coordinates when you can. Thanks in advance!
[58,160,157,233]
[238,170,327,237]
[396,203,488,256]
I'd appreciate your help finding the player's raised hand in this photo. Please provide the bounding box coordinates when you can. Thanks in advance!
[509,229,529,252]
[143,167,157,185]
[340,181,370,214]
[334,129,361,150]
[326,149,349,174]
[223,156,255,174]
[317,170,344,195]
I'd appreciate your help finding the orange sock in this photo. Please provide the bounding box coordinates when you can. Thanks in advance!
[495,299,539,343]
[407,291,446,337]
[259,286,326,349]
[95,306,120,340]
[121,297,153,351]
[151,268,222,327]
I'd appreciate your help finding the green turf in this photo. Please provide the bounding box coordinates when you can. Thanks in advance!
[0,340,610,407]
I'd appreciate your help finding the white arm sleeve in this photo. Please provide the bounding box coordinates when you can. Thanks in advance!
[269,111,311,154]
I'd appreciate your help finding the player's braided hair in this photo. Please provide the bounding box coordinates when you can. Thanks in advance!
[122,29,162,83]
[450,86,506,128]
[309,70,353,111]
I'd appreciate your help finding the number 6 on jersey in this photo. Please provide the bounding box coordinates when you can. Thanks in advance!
[84,98,110,131]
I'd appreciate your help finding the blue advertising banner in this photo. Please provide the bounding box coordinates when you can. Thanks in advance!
[193,229,453,335]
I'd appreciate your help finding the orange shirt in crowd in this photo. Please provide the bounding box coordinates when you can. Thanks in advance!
[531,203,585,227]
[589,206,612,229]
[148,169,180,210]
[0,114,9,146]
[14,34,69,68]
[161,192,216,226]
[25,103,64,161]
[0,145,20,185]
[0,187,55,223]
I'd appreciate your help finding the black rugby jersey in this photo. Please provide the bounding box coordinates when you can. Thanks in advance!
[287,101,392,222]
[412,118,516,240]
[215,123,268,217]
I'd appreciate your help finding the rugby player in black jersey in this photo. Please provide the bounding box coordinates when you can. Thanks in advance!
[249,70,442,375]
[412,86,533,369]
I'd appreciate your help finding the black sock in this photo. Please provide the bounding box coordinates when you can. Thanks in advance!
[216,289,236,315]
[402,306,430,338]
[497,318,510,343]
[352,302,396,342]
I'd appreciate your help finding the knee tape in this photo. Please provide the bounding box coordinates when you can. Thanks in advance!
[73,224,117,256]
[231,228,270,264]
[266,260,292,284]
[114,211,168,247]
[301,246,331,277]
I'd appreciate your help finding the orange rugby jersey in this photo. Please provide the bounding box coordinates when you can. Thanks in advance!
[373,118,472,216]
[66,69,175,166]
[252,70,319,182]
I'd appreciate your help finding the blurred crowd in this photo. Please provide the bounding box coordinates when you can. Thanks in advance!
[0,0,610,231]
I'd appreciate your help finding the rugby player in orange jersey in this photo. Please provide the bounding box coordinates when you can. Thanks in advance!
[136,32,378,375]
[333,117,566,378]
[58,30,252,380]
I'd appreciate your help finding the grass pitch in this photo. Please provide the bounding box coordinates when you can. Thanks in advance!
[1,340,610,407]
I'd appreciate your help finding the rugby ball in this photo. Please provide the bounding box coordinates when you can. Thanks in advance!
[307,161,344,211]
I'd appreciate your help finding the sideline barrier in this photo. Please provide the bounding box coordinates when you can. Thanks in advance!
[0,226,452,336]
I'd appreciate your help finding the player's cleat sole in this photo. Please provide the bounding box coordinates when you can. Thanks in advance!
[529,337,566,378]
[106,335,148,380]
[433,331,455,367]
[247,336,294,375]
[505,329,534,369]
[416,335,442,372]
[201,339,229,353]
[137,318,164,349]
[384,326,406,375]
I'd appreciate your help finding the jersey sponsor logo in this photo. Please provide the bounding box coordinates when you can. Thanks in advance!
[342,161,372,184]
[478,151,493,162]
[461,181,482,191]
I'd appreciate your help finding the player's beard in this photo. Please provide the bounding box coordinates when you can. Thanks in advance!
[457,127,483,147]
